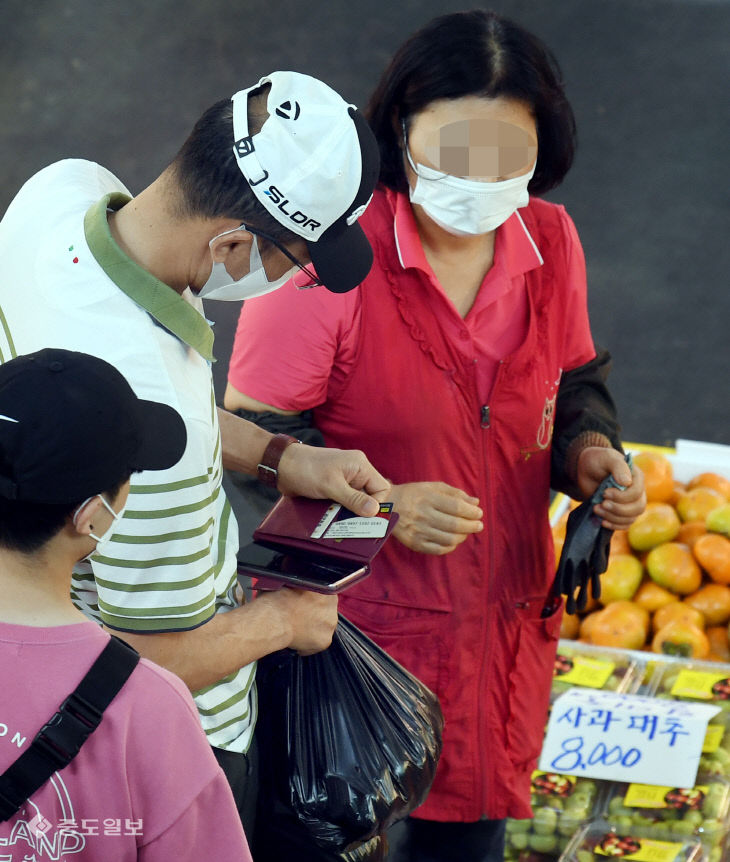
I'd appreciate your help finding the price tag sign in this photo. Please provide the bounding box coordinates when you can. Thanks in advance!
[554,654,616,689]
[539,688,720,787]
[703,723,725,752]
[671,668,730,700]
[594,835,685,862]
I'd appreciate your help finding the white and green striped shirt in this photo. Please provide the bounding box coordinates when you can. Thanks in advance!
[0,159,256,752]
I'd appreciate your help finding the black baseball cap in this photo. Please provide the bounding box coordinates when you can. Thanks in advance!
[0,349,187,504]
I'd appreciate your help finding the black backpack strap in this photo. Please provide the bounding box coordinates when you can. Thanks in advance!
[0,635,140,822]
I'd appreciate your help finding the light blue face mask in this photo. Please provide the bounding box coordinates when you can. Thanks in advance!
[197,225,296,301]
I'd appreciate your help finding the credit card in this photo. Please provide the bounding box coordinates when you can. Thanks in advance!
[310,503,342,538]
[323,502,394,539]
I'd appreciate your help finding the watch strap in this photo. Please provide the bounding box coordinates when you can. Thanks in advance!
[257,434,299,487]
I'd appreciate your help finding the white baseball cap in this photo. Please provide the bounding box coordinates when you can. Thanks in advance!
[231,71,379,293]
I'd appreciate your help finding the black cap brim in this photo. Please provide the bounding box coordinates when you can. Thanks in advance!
[131,398,188,474]
[305,107,379,294]
[306,219,374,294]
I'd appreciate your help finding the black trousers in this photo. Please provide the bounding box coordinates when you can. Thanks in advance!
[386,817,506,862]
[213,738,259,841]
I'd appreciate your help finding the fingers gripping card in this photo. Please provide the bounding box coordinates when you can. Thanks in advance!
[253,497,397,564]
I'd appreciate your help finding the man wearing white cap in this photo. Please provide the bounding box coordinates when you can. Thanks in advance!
[0,71,384,834]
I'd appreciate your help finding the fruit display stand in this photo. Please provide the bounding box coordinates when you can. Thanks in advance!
[505,643,644,862]
[601,771,730,859]
[647,657,730,784]
[504,774,603,861]
[505,643,730,862]
[506,440,730,862]
[601,658,730,859]
[561,818,705,862]
[551,642,645,701]
[551,439,730,660]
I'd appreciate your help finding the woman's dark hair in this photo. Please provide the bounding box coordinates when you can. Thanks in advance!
[366,9,576,196]
[169,85,299,251]
[0,477,128,554]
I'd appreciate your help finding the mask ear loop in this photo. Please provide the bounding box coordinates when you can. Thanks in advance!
[89,494,120,542]
[401,120,417,175]
[208,223,248,271]
[402,120,449,183]
[72,494,103,544]
[248,231,296,288]
[72,494,119,542]
[248,231,265,275]
[72,495,95,528]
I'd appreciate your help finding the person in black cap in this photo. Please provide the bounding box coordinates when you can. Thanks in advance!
[0,348,253,861]
[0,70,386,836]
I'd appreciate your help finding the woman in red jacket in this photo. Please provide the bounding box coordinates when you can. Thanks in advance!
[225,10,646,861]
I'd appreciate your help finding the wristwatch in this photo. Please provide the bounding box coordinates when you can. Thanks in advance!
[257,433,300,488]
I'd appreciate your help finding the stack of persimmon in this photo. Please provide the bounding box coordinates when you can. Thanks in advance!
[555,451,730,660]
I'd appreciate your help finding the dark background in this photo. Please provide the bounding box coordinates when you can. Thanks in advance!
[1,0,728,447]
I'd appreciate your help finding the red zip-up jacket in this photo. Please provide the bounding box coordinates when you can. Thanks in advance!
[228,189,615,821]
[321,193,587,821]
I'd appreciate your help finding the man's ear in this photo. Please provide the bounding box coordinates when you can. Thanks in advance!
[209,228,254,265]
[71,495,104,537]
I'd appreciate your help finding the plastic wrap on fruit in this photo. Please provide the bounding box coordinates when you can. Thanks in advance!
[604,776,730,848]
[555,453,633,614]
[254,614,444,855]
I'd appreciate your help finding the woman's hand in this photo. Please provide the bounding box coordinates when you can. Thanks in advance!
[376,481,484,555]
[576,447,647,530]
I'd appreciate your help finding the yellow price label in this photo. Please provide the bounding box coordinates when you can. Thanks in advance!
[703,723,725,753]
[554,654,615,688]
[595,835,683,862]
[670,669,730,700]
[623,784,708,809]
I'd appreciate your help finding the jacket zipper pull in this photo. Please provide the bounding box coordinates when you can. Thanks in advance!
[480,405,490,428]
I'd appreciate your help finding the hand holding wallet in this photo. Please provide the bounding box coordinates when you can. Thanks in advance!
[238,496,399,593]
[253,496,398,564]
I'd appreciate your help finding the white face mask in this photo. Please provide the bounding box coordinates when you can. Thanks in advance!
[197,225,296,301]
[405,145,535,236]
[74,493,127,560]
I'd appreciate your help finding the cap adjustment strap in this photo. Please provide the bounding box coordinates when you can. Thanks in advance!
[231,90,268,186]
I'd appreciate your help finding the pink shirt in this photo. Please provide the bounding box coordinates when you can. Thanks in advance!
[0,621,251,862]
[228,189,593,409]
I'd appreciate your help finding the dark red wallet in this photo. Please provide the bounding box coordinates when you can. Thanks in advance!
[252,496,398,564]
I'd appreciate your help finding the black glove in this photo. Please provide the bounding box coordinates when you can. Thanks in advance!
[553,454,632,614]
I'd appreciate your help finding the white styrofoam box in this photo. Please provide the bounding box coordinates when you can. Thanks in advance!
[669,438,730,483]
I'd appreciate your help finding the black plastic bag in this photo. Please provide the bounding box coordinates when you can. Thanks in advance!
[254,614,444,858]
[341,833,388,861]
[252,796,388,861]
